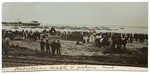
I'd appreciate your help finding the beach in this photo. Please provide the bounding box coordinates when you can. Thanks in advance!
[2,25,148,68]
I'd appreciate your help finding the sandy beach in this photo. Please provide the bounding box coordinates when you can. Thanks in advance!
[2,25,148,68]
[8,37,147,56]
[2,34,148,68]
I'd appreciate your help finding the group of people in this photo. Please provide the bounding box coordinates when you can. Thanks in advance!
[40,39,61,56]
[82,32,148,49]
[2,28,61,57]
[59,31,148,50]
[2,28,148,57]
[2,28,57,41]
[61,31,93,41]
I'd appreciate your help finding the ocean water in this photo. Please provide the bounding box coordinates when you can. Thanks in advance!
[2,26,148,34]
[96,28,148,34]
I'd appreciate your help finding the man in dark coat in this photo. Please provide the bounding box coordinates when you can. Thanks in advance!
[50,40,57,56]
[56,40,61,55]
[45,40,50,54]
[139,34,144,44]
[40,39,45,55]
[3,37,10,57]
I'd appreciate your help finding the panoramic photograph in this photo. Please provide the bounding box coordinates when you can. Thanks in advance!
[2,2,148,71]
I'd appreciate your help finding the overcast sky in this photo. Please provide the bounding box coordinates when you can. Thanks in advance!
[2,2,148,27]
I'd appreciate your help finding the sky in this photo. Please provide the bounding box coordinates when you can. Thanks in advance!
[2,2,148,27]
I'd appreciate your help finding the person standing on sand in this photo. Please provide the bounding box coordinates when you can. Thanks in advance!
[108,36,113,48]
[56,40,61,55]
[45,40,51,55]
[139,34,144,44]
[4,37,10,57]
[129,35,133,44]
[50,40,57,56]
[40,39,45,55]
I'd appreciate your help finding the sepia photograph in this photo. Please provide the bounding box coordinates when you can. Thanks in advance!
[2,2,148,72]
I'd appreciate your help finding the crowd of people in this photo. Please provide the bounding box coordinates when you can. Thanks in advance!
[91,32,148,49]
[2,28,148,57]
[2,28,57,41]
[2,28,60,57]
[61,31,92,41]
[40,39,61,56]
[60,31,148,50]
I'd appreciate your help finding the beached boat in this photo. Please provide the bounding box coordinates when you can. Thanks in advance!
[120,28,124,29]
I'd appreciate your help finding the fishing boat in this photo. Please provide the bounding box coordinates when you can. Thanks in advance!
[120,28,124,29]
